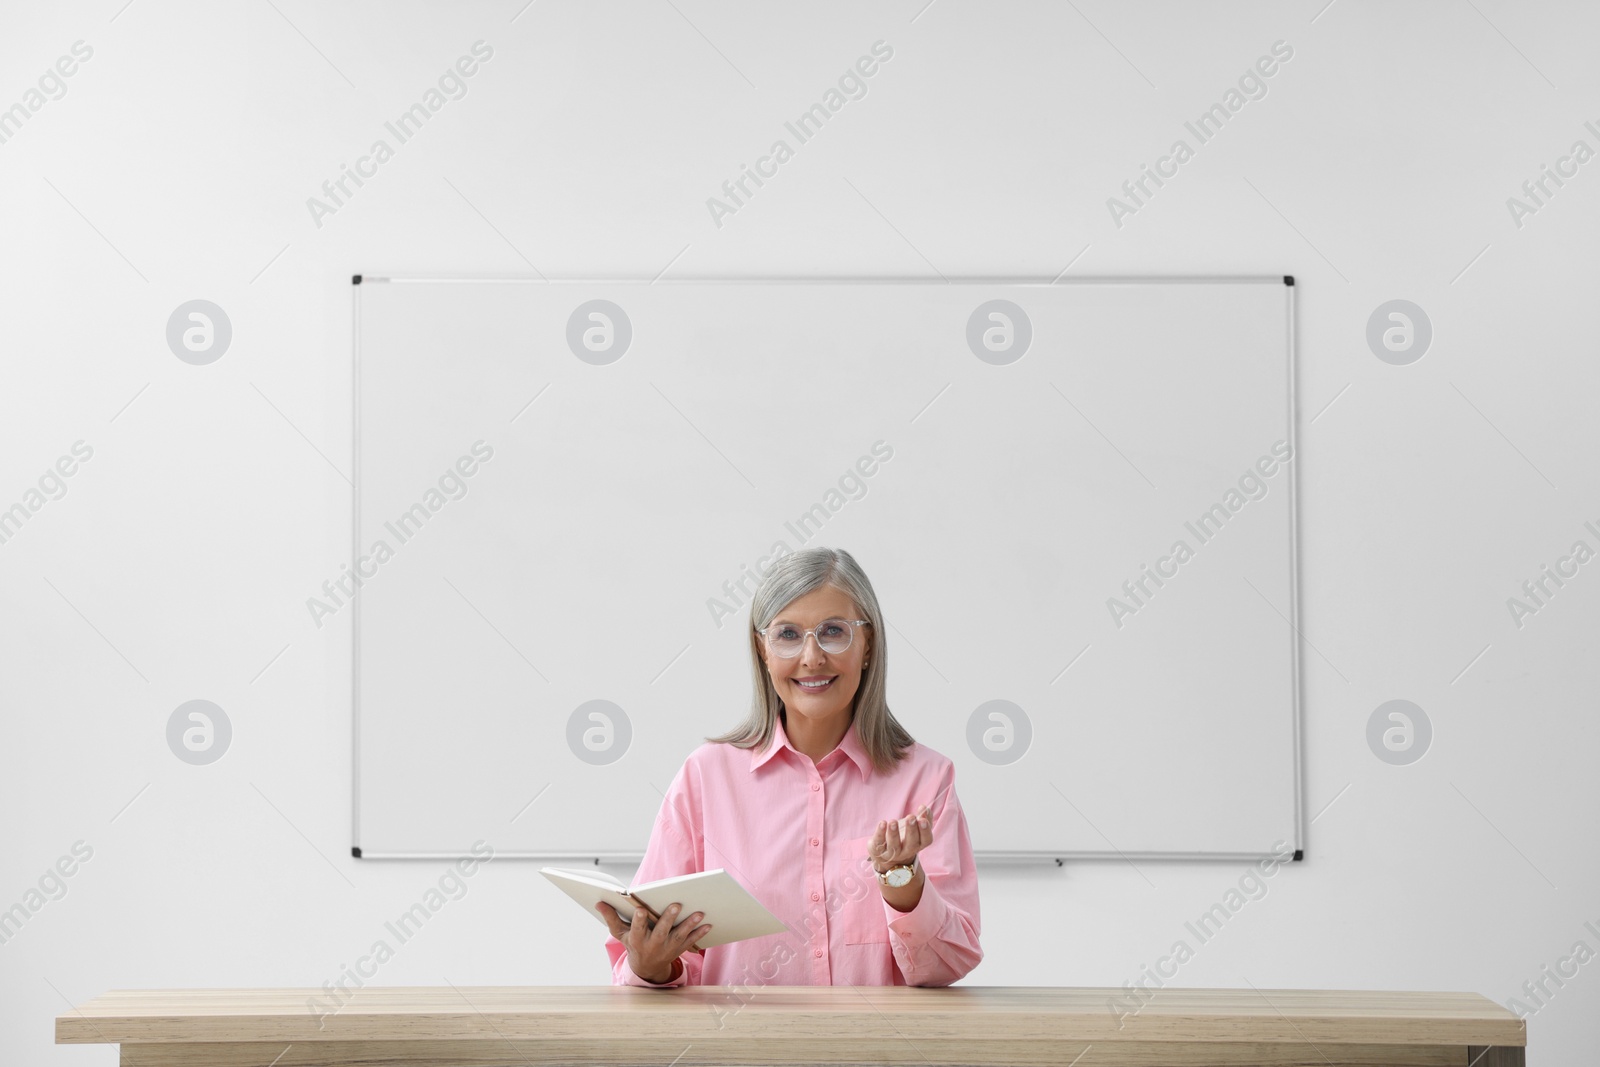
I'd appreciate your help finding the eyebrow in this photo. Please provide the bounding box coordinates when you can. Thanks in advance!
[770,615,851,626]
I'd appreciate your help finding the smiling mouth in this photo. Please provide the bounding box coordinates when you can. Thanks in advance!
[794,676,836,692]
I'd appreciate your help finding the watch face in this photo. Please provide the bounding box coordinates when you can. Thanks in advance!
[885,865,913,887]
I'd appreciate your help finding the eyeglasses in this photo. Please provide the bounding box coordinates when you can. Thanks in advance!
[756,617,870,658]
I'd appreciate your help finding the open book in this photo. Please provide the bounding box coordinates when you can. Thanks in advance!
[541,866,787,949]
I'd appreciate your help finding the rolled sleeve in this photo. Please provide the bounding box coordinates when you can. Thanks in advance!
[615,951,699,987]
[605,784,706,987]
[880,775,983,986]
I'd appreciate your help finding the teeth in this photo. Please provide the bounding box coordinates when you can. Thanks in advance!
[797,678,833,689]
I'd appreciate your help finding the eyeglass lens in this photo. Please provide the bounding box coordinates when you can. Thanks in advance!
[767,618,855,657]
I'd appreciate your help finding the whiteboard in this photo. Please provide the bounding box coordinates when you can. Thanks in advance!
[352,277,1302,862]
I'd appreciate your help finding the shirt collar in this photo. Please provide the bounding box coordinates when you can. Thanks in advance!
[751,711,873,781]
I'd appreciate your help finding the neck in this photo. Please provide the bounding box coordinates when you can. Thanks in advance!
[783,707,851,764]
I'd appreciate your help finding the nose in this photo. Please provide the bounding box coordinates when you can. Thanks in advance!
[799,630,828,664]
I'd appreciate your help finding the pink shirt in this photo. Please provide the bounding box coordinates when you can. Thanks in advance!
[605,712,982,989]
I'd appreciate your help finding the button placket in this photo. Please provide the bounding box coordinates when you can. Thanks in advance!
[805,764,828,978]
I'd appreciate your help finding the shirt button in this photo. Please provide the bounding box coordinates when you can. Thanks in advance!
[811,892,820,901]
[814,949,823,957]
[810,837,818,846]
[811,783,820,791]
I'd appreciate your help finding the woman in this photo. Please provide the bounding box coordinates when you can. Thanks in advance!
[598,546,982,987]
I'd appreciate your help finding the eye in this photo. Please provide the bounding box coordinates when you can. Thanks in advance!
[822,623,845,636]
[775,625,800,639]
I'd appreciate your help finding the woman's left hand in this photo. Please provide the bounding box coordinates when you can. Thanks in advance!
[870,803,932,873]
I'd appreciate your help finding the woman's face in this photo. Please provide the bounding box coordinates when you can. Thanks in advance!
[760,584,872,725]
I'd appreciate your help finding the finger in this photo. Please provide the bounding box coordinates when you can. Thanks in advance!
[651,903,683,944]
[681,917,711,947]
[630,901,654,943]
[672,908,706,943]
[885,818,902,857]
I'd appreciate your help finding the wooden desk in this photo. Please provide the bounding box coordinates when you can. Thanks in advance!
[56,986,1526,1067]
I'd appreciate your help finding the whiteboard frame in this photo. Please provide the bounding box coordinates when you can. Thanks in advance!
[350,274,1305,866]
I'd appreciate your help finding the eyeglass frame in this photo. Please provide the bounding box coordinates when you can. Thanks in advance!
[755,617,872,658]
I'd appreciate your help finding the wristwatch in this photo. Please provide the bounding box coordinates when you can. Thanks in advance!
[875,856,919,888]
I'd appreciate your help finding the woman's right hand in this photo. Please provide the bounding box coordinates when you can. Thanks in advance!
[597,900,712,983]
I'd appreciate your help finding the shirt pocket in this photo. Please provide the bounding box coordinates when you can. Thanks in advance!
[837,836,889,944]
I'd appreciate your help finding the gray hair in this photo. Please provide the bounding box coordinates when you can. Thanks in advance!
[706,546,914,775]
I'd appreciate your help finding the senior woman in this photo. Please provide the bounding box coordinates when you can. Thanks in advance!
[598,546,982,987]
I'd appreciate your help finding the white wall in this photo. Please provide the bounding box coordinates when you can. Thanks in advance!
[2,0,1595,1063]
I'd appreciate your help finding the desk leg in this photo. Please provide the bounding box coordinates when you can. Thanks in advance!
[1469,1045,1525,1066]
